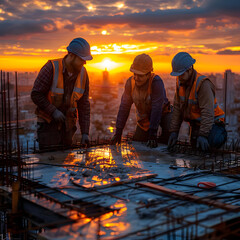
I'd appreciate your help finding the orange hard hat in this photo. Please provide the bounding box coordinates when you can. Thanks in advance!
[130,53,153,75]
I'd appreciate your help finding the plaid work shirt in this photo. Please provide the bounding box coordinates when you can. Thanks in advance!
[31,57,90,134]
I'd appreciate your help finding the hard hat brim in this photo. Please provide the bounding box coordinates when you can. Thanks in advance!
[130,68,146,75]
[170,69,187,76]
[130,66,152,75]
[67,46,93,61]
[80,55,93,61]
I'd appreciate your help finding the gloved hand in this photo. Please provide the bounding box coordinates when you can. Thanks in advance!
[147,135,158,148]
[52,109,65,122]
[196,136,209,151]
[110,128,122,145]
[81,133,90,147]
[168,132,178,149]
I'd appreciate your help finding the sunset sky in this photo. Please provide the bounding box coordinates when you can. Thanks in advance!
[0,0,240,74]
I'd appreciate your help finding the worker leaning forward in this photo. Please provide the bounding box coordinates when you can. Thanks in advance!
[31,38,92,150]
[168,52,227,151]
[111,53,172,148]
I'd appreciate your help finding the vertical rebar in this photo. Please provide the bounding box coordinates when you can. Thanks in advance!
[1,71,4,157]
[3,72,9,185]
[15,71,21,181]
[7,72,12,176]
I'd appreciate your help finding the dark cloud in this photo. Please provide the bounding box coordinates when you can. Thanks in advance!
[125,0,203,10]
[0,0,239,54]
[0,19,57,36]
[202,0,240,17]
[76,8,201,30]
[217,50,240,55]
[75,0,240,30]
[0,0,87,21]
[64,24,75,31]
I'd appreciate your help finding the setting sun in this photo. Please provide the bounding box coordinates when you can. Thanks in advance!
[89,57,122,71]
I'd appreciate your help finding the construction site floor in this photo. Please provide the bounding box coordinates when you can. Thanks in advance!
[6,141,240,239]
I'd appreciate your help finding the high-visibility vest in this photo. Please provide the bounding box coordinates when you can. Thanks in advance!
[36,58,87,126]
[177,71,225,123]
[131,74,170,131]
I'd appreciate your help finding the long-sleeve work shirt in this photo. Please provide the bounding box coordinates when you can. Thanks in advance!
[116,75,169,135]
[170,70,215,137]
[31,60,90,134]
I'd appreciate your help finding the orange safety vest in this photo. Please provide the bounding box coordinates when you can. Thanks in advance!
[131,74,170,131]
[36,58,87,129]
[177,72,225,123]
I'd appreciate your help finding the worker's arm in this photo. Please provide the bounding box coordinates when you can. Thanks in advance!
[169,82,183,133]
[149,75,168,136]
[31,61,56,116]
[116,77,133,131]
[77,73,90,135]
[198,79,215,137]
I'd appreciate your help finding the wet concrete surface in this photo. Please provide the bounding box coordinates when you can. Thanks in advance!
[16,141,240,239]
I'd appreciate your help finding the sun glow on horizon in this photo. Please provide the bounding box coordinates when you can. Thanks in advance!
[89,57,122,71]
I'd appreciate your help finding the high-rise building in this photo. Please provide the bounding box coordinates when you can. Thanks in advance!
[223,69,239,139]
[102,68,109,86]
[223,69,235,118]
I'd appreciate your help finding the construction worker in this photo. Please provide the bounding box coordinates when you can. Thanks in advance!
[31,37,92,150]
[111,53,171,148]
[168,52,227,151]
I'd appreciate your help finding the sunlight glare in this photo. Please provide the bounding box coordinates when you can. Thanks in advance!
[102,58,117,71]
[117,3,124,9]
[88,5,94,11]
[90,58,121,71]
[101,30,109,35]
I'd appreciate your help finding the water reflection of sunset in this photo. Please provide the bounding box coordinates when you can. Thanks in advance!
[68,144,156,189]
[98,200,129,237]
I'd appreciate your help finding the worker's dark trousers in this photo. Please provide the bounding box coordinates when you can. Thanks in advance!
[37,121,76,150]
[133,111,172,144]
[191,122,227,149]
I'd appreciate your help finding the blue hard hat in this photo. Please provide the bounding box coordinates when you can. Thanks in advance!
[67,38,93,61]
[170,52,196,76]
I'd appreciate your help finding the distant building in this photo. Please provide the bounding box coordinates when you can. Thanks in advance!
[208,73,224,107]
[223,70,239,139]
[223,69,235,118]
[102,68,109,86]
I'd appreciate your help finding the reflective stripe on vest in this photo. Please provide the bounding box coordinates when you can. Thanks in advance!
[51,60,64,94]
[49,58,87,108]
[50,58,86,96]
[36,58,87,123]
[177,72,225,122]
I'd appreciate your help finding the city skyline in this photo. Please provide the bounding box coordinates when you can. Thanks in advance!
[0,0,239,73]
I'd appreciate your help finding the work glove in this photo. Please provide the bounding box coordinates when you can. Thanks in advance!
[168,132,178,149]
[52,109,65,123]
[146,137,158,148]
[196,136,209,151]
[81,133,90,147]
[110,128,122,145]
[147,130,158,148]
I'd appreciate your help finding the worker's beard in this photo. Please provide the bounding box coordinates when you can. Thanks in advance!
[71,57,83,74]
[179,79,190,86]
[135,79,149,88]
